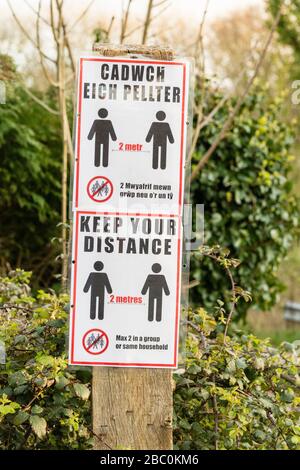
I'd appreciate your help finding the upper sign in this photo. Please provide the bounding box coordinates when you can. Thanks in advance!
[73,56,189,215]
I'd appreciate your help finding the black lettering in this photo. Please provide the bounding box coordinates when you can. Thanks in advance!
[111,64,119,80]
[121,65,129,80]
[165,86,171,102]
[84,236,94,252]
[146,66,155,81]
[130,217,139,234]
[98,83,106,99]
[168,219,176,235]
[152,239,162,254]
[132,65,144,82]
[173,87,180,103]
[164,239,171,254]
[123,84,131,99]
[142,218,151,234]
[81,216,90,232]
[114,217,123,232]
[139,238,149,254]
[109,84,117,100]
[83,82,90,98]
[101,64,109,80]
[133,85,139,100]
[104,237,114,253]
[103,217,110,232]
[93,217,101,232]
[117,237,125,253]
[157,66,165,82]
[126,238,137,254]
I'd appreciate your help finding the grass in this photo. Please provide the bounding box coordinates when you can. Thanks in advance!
[254,329,300,346]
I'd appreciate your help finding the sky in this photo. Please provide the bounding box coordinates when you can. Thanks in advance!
[0,0,263,66]
[2,0,262,23]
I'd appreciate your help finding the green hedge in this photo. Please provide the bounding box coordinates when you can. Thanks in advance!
[0,271,299,450]
[191,86,299,319]
[0,270,92,449]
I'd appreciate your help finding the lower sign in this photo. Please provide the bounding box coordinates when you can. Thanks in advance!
[69,210,183,368]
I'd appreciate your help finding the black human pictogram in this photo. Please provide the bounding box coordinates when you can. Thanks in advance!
[83,261,112,320]
[141,263,170,322]
[145,111,174,170]
[87,108,117,167]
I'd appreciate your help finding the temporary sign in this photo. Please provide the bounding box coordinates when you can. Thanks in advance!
[72,56,189,215]
[69,54,190,368]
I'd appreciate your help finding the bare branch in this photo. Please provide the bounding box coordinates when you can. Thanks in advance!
[36,0,59,87]
[146,1,171,27]
[194,0,210,60]
[190,3,283,181]
[62,21,76,74]
[6,0,55,64]
[212,375,219,451]
[186,1,210,163]
[22,86,59,115]
[125,0,171,43]
[124,20,145,40]
[23,0,50,26]
[188,31,263,165]
[142,0,154,44]
[120,0,133,44]
[188,73,246,163]
[202,250,236,343]
[50,0,60,46]
[153,0,169,7]
[67,0,96,33]
[107,16,115,39]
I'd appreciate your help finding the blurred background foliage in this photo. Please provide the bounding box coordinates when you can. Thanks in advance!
[0,56,62,286]
[190,84,299,321]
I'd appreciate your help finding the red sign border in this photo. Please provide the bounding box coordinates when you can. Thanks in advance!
[69,210,182,368]
[74,57,187,214]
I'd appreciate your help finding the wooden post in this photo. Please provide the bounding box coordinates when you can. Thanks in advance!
[91,44,175,451]
[93,369,173,450]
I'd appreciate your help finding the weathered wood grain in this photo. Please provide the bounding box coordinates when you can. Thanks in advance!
[93,368,173,450]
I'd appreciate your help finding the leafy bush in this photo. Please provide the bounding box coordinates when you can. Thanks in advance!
[1,271,299,450]
[191,86,299,319]
[174,308,300,450]
[268,0,300,78]
[0,270,92,449]
[0,55,62,286]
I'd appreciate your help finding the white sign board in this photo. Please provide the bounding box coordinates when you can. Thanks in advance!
[69,55,190,368]
[72,56,189,215]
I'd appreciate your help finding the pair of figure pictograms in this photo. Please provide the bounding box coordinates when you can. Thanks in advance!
[83,262,170,322]
[88,108,174,170]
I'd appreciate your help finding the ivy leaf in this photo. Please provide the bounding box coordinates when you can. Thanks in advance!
[236,358,247,369]
[13,410,29,425]
[29,415,47,439]
[31,405,43,415]
[0,401,20,416]
[280,389,294,403]
[254,357,265,370]
[73,383,90,400]
[55,376,69,390]
[179,419,191,431]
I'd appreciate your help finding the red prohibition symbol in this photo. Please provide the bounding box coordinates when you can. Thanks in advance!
[82,328,109,355]
[87,176,113,203]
